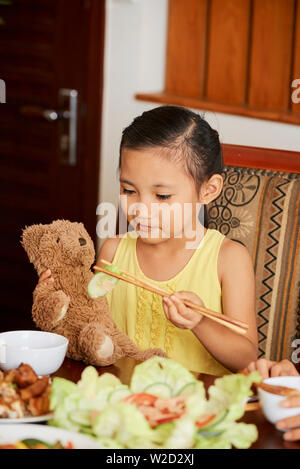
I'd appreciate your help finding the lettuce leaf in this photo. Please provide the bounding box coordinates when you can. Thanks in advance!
[130,357,205,398]
[49,368,131,433]
[49,359,260,449]
[93,402,158,449]
[194,422,258,449]
[205,371,261,423]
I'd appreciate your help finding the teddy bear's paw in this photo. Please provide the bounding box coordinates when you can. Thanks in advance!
[79,324,115,363]
[52,291,70,324]
[96,335,115,360]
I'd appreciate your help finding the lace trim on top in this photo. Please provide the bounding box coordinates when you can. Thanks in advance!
[134,280,177,355]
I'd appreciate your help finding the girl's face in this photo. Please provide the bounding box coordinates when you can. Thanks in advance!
[119,148,203,244]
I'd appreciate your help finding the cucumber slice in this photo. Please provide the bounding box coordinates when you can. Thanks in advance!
[143,382,173,398]
[107,386,132,403]
[176,382,198,396]
[69,410,92,427]
[198,409,229,432]
[197,429,224,438]
[88,270,119,298]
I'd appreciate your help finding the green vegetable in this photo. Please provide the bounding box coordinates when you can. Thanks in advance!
[176,382,199,396]
[194,422,258,450]
[21,439,53,449]
[200,409,229,431]
[87,265,122,298]
[93,402,156,449]
[49,357,261,449]
[107,386,132,403]
[130,357,205,398]
[143,382,172,398]
[205,371,261,422]
[69,410,91,427]
[49,366,132,433]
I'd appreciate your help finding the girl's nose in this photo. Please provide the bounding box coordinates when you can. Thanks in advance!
[128,200,151,219]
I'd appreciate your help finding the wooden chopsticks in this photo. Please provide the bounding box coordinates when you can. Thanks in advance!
[93,260,249,337]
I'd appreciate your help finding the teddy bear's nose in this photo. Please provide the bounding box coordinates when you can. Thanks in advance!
[79,237,86,246]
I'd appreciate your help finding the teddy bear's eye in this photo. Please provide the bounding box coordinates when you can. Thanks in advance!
[56,238,60,243]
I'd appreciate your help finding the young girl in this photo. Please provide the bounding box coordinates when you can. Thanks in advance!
[40,106,258,375]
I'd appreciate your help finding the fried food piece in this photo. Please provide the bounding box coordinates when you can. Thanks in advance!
[10,399,27,418]
[15,363,38,388]
[3,369,18,384]
[28,386,51,416]
[20,376,49,402]
[0,382,19,402]
[0,395,26,419]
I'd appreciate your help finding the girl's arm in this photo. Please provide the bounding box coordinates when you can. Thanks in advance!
[163,239,258,372]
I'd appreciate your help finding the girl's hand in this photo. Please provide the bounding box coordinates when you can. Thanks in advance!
[37,269,54,287]
[277,397,300,440]
[241,359,299,379]
[162,291,204,330]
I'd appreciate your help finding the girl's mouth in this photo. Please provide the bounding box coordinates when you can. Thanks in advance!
[138,223,152,232]
[137,223,159,232]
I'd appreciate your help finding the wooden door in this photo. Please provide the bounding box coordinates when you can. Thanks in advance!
[0,0,105,329]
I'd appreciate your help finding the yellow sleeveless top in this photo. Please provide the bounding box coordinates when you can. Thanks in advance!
[106,229,230,376]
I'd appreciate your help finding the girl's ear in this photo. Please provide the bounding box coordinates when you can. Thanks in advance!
[199,174,223,204]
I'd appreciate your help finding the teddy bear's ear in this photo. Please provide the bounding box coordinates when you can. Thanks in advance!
[21,224,45,265]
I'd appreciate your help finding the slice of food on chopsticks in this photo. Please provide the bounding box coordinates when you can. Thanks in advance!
[89,260,249,336]
[87,265,123,298]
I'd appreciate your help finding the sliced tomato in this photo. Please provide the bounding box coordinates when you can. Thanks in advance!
[123,393,158,406]
[65,441,74,449]
[195,414,216,429]
[155,413,183,425]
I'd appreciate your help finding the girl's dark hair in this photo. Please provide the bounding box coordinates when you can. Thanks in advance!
[119,105,223,190]
[119,105,223,227]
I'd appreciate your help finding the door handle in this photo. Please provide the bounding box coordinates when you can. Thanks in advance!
[19,106,66,121]
[19,88,79,167]
[58,89,78,167]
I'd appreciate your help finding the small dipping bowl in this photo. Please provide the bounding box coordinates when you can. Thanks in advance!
[0,330,68,375]
[257,376,300,425]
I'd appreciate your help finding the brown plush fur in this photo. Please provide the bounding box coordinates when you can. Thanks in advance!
[21,220,166,366]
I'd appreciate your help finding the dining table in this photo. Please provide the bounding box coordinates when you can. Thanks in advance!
[51,356,300,450]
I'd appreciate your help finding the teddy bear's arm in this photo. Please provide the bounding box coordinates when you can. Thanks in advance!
[32,282,70,331]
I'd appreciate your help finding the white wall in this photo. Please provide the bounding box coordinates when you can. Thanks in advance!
[99,0,300,237]
[99,0,168,216]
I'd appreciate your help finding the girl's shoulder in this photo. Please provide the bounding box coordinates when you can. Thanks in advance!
[219,236,250,258]
[96,234,124,265]
[218,235,254,280]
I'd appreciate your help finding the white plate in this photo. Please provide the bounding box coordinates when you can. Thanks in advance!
[0,424,103,449]
[0,412,54,424]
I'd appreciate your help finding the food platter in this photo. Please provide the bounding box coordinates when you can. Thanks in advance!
[0,424,103,449]
[0,412,54,424]
[0,363,52,422]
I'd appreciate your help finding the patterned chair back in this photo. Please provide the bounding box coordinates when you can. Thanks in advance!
[207,166,300,362]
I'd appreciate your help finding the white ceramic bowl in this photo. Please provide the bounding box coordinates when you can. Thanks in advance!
[257,376,300,425]
[0,330,68,375]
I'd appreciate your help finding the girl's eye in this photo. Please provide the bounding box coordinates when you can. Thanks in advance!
[122,188,135,195]
[156,194,172,200]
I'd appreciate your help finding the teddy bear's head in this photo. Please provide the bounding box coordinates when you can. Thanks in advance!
[21,220,96,275]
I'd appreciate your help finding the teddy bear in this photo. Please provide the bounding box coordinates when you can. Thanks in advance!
[21,219,166,366]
